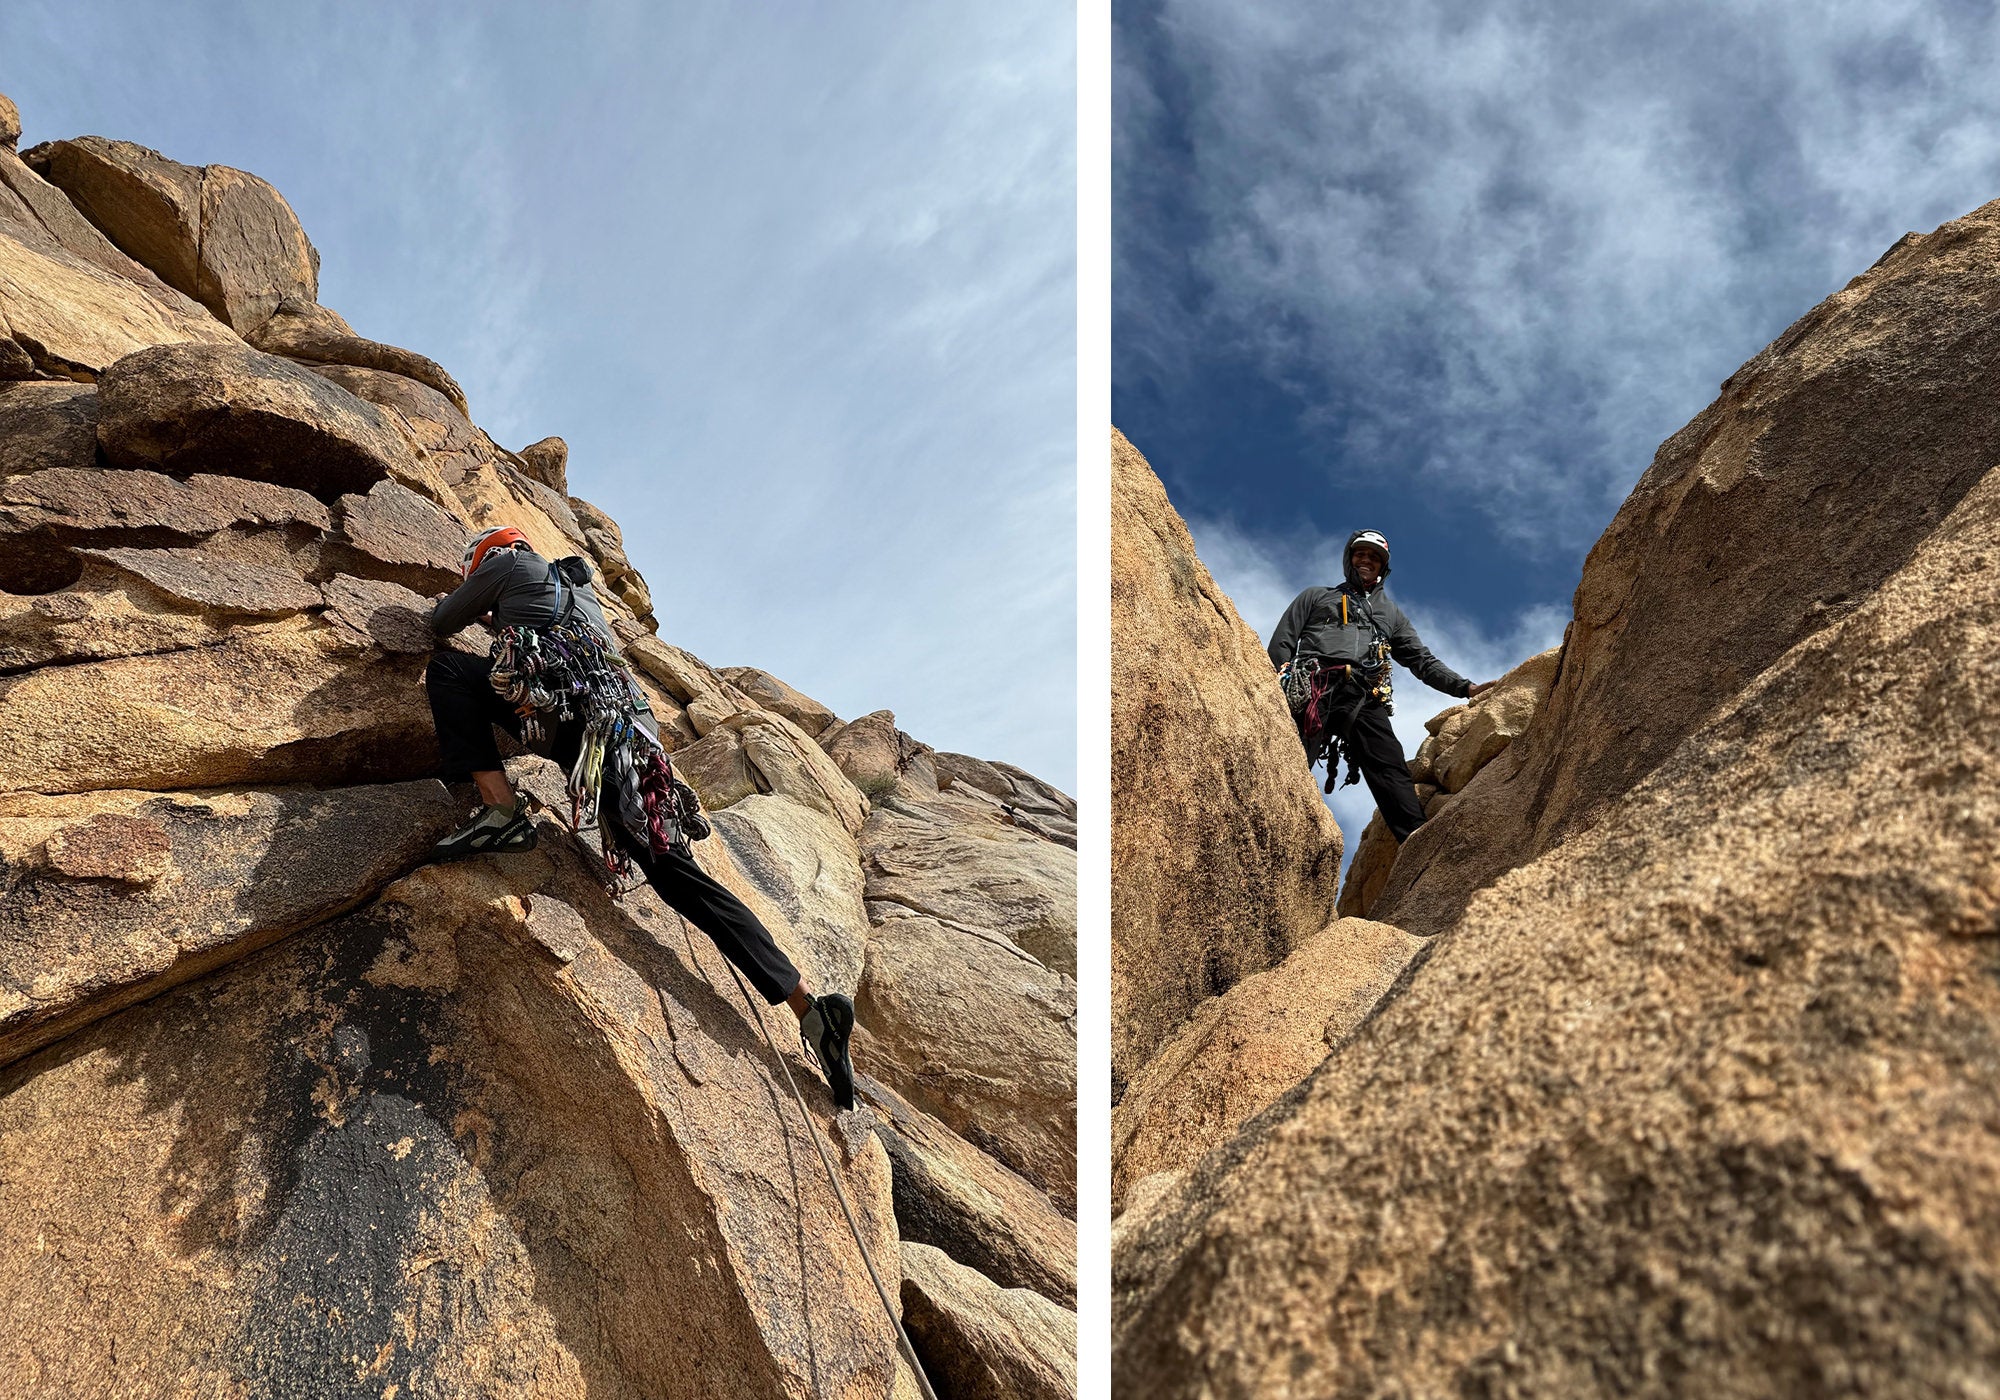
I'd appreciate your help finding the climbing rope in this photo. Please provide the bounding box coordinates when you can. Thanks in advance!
[714,957,942,1400]
[533,799,939,1399]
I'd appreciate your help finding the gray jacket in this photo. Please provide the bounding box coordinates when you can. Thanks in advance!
[1267,582,1470,698]
[430,546,618,645]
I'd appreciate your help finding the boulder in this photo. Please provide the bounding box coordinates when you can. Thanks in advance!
[1114,210,2000,1396]
[0,618,437,796]
[0,145,207,305]
[97,342,414,500]
[899,1243,1077,1400]
[307,361,478,500]
[317,574,437,654]
[1,463,330,542]
[333,476,466,592]
[823,710,937,801]
[249,297,468,416]
[706,793,869,997]
[856,903,1076,1211]
[0,837,904,1399]
[1110,917,1421,1211]
[1110,427,1343,1098]
[934,751,1010,799]
[673,723,761,809]
[515,435,567,492]
[0,335,31,379]
[78,545,320,616]
[23,136,203,297]
[27,137,317,334]
[0,780,459,1068]
[860,791,1077,977]
[1380,198,2000,938]
[1436,645,1560,794]
[0,381,97,477]
[863,1074,1076,1307]
[0,93,17,151]
[721,665,838,738]
[1334,812,1397,918]
[0,209,237,375]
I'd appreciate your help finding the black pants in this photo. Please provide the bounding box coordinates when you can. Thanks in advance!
[426,650,802,1005]
[1301,682,1429,844]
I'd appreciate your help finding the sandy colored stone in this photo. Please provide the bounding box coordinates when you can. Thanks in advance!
[3,143,217,308]
[861,789,1077,977]
[1437,645,1560,794]
[707,793,869,996]
[308,359,477,501]
[23,136,204,295]
[516,434,568,491]
[0,833,904,1399]
[721,664,839,737]
[673,722,761,810]
[0,212,237,376]
[1110,916,1422,1211]
[0,380,96,476]
[824,709,938,801]
[1334,810,1398,918]
[0,780,458,1068]
[28,138,316,334]
[899,1243,1077,1400]
[0,617,436,796]
[862,1073,1075,1307]
[1111,427,1344,1098]
[1115,220,2000,1396]
[318,574,436,654]
[735,708,872,835]
[935,751,1009,798]
[1340,651,1558,919]
[856,903,1076,1212]
[333,475,466,591]
[1380,200,2000,940]
[250,296,468,415]
[96,340,413,499]
[80,544,320,616]
[0,93,17,152]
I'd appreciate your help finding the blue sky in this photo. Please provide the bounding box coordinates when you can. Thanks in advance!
[1116,0,2000,852]
[3,0,1076,791]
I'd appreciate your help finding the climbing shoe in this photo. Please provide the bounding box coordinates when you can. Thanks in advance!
[429,803,538,861]
[799,993,856,1111]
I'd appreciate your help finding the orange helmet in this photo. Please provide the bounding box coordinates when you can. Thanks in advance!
[462,526,529,578]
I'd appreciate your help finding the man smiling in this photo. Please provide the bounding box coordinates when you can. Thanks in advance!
[1269,529,1494,842]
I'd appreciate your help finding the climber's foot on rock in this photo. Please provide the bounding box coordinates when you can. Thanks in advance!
[430,804,537,861]
[800,992,856,1110]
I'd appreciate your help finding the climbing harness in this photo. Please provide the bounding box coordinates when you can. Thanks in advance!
[1283,586,1400,792]
[488,558,708,883]
[531,788,941,1400]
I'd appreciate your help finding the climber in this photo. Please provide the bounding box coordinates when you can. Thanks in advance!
[1268,529,1495,843]
[425,525,858,1109]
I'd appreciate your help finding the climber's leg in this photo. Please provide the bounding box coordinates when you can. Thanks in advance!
[1346,699,1429,843]
[425,650,535,857]
[616,824,856,1109]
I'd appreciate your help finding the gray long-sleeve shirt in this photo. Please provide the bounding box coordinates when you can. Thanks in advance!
[430,546,617,645]
[1267,583,1470,698]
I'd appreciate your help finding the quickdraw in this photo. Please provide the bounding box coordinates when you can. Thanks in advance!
[489,598,708,884]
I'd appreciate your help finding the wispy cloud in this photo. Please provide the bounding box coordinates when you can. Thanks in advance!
[3,0,1076,790]
[1121,0,2000,558]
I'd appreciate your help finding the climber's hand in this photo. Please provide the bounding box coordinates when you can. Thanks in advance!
[1467,680,1497,699]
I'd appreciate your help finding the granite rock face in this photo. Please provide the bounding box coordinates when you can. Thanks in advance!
[1112,199,2000,1397]
[1111,427,1344,1099]
[0,92,1072,1399]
